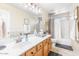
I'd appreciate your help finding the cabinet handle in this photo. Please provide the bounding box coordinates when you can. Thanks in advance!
[31,52,33,54]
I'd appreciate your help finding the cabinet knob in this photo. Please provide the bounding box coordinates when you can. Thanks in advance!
[31,52,33,54]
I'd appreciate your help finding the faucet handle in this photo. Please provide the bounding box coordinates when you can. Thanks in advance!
[16,35,22,43]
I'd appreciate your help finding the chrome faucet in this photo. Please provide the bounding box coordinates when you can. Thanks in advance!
[16,33,22,43]
[16,37,22,43]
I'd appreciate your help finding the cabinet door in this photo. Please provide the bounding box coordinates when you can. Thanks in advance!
[37,42,43,51]
[48,39,52,52]
[35,49,43,56]
[48,42,51,51]
[26,47,36,56]
[43,44,48,56]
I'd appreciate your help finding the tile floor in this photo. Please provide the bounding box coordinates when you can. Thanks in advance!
[48,51,62,56]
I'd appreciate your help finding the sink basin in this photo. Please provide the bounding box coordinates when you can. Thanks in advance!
[36,34,47,37]
[0,45,6,50]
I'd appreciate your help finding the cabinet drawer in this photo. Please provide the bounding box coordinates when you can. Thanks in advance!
[37,42,43,51]
[26,47,36,56]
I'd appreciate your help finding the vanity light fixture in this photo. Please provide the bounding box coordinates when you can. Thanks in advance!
[24,3,42,14]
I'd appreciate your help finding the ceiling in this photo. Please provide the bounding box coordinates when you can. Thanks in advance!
[10,3,74,14]
[38,3,74,13]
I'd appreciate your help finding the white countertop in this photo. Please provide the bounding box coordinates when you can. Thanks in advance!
[0,35,51,56]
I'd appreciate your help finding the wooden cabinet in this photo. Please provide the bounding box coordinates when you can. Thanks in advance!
[20,36,52,56]
[37,42,43,51]
[43,40,47,46]
[43,44,48,56]
[35,42,43,56]
[43,38,52,56]
[43,39,49,56]
[26,47,37,56]
[48,38,52,52]
[35,49,43,56]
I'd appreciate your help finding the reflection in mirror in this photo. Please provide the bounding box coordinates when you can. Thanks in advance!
[35,16,42,33]
[0,10,10,39]
[24,18,31,34]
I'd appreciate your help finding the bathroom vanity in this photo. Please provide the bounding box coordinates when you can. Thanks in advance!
[21,35,52,56]
[0,35,52,56]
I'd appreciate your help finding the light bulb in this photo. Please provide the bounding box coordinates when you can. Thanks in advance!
[24,3,28,8]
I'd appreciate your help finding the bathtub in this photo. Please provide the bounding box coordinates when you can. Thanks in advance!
[51,38,72,46]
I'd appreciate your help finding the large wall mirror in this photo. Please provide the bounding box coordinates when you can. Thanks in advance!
[0,10,10,39]
[23,16,43,34]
